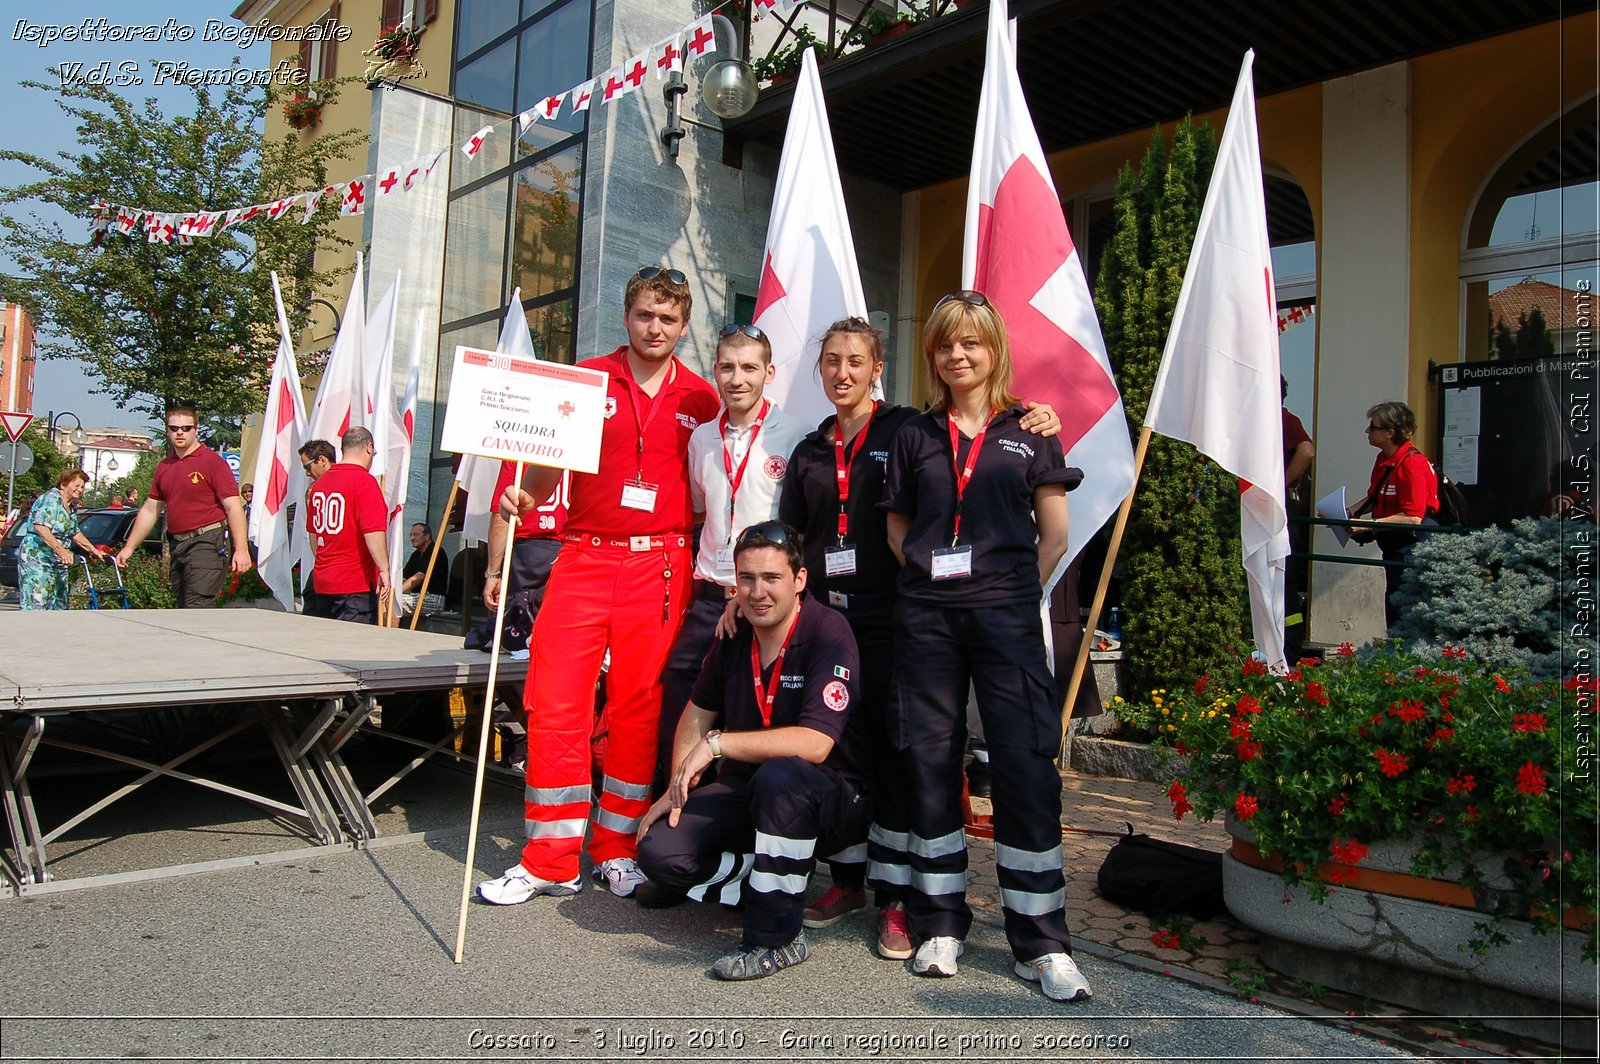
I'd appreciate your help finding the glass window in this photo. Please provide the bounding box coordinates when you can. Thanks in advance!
[527,298,576,365]
[431,319,501,521]
[510,145,583,306]
[452,105,512,190]
[523,0,561,19]
[454,36,516,114]
[456,0,519,61]
[442,178,508,323]
[513,0,592,155]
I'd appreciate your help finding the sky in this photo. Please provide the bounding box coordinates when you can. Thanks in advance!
[0,3,270,431]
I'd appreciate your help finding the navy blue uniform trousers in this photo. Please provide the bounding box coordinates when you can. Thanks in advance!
[873,597,1073,961]
[637,756,869,947]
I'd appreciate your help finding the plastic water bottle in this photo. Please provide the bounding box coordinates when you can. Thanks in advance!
[1107,607,1123,643]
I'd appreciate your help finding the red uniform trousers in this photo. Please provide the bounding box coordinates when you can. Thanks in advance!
[520,534,692,880]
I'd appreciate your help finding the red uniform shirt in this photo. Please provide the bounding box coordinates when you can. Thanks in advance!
[1367,442,1439,519]
[497,460,568,540]
[150,445,238,534]
[306,463,389,594]
[563,347,719,537]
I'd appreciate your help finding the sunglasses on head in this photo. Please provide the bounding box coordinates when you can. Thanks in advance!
[636,266,687,285]
[933,290,990,312]
[736,520,796,552]
[719,322,767,342]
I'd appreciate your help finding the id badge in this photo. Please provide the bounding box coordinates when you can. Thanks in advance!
[825,547,857,576]
[620,482,659,512]
[931,544,973,581]
[713,546,735,571]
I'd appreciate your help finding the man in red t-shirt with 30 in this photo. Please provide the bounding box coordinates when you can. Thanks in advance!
[305,427,391,624]
[479,266,720,906]
[116,403,251,607]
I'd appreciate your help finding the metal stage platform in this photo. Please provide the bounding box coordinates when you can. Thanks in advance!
[0,610,506,894]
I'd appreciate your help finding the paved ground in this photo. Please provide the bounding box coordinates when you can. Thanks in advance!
[0,721,1558,1061]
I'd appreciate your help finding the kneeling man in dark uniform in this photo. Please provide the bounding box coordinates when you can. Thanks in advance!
[636,520,868,980]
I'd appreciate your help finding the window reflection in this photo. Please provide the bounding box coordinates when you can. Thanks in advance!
[443,179,508,322]
[511,146,583,306]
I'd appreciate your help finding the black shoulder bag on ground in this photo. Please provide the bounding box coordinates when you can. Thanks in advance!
[1096,824,1226,920]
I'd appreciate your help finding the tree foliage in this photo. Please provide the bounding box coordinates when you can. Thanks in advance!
[1491,305,1557,361]
[1095,118,1249,694]
[0,70,365,435]
[5,421,71,515]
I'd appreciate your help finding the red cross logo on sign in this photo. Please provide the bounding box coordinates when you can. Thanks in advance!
[558,401,575,419]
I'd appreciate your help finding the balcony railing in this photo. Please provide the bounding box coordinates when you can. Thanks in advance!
[734,0,972,83]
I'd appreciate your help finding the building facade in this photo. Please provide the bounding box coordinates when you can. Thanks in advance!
[236,0,1597,645]
[1,303,36,415]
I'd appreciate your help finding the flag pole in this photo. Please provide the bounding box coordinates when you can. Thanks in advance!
[453,460,523,963]
[408,481,457,632]
[1061,425,1152,747]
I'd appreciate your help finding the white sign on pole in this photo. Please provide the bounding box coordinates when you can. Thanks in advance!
[0,441,34,475]
[0,411,33,442]
[438,346,608,474]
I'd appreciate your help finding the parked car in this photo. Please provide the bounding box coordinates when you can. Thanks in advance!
[0,507,162,588]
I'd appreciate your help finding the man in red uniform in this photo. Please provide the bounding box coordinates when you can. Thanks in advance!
[116,403,250,607]
[305,427,391,624]
[480,267,719,904]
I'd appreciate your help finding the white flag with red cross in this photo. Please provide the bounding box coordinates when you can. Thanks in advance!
[571,79,597,113]
[620,52,650,94]
[363,273,401,486]
[461,124,494,158]
[386,307,425,593]
[340,178,369,217]
[652,36,684,79]
[750,48,869,428]
[1146,51,1288,670]
[684,15,716,59]
[963,0,1135,578]
[267,196,300,221]
[599,66,630,104]
[299,254,371,577]
[456,289,540,545]
[249,272,310,612]
[115,206,143,235]
[538,92,566,121]
[375,168,405,196]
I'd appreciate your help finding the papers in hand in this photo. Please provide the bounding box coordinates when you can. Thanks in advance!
[1316,486,1351,547]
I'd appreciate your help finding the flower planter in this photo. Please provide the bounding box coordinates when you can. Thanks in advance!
[1224,818,1595,1049]
[1069,734,1184,782]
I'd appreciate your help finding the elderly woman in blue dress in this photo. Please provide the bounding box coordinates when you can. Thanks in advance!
[19,469,106,610]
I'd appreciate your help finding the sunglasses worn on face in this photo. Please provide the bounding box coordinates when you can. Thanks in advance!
[636,266,687,285]
[934,290,989,313]
[719,323,767,342]
[1366,424,1385,432]
[167,424,196,433]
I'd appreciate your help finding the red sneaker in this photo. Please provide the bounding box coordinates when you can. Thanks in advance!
[803,884,867,928]
[876,902,913,959]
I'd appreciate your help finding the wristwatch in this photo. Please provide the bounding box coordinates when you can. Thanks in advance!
[704,730,723,759]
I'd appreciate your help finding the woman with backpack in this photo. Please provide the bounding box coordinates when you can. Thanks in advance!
[1350,400,1438,624]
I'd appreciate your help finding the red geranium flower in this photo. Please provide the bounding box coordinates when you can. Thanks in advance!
[1446,774,1476,796]
[1389,699,1427,724]
[1328,793,1348,815]
[1235,694,1262,716]
[1337,641,1355,656]
[1442,644,1468,659]
[1512,713,1547,734]
[1194,674,1210,696]
[1304,681,1328,707]
[1236,739,1262,762]
[1233,792,1260,821]
[1151,929,1182,950]
[1515,760,1548,796]
[1228,715,1252,740]
[1372,748,1409,778]
[1330,836,1369,865]
[1166,780,1193,821]
[1494,675,1512,694]
[1242,658,1267,677]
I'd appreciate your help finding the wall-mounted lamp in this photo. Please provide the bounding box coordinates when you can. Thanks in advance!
[661,13,759,159]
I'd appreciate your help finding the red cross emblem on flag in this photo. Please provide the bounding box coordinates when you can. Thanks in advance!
[190,213,214,235]
[624,59,647,88]
[558,401,575,419]
[344,181,366,212]
[604,74,625,101]
[116,208,138,233]
[158,220,176,243]
[542,94,564,119]
[687,22,715,57]
[379,171,399,194]
[656,42,681,73]
[574,84,594,110]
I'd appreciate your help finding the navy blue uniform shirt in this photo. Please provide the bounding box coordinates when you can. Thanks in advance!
[689,600,865,782]
[779,401,918,607]
[881,404,1073,607]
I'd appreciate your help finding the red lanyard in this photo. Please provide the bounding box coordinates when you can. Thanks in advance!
[618,355,676,482]
[832,404,876,544]
[750,602,802,728]
[720,400,769,535]
[947,412,991,545]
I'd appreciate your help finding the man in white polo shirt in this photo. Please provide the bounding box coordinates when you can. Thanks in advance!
[656,323,811,785]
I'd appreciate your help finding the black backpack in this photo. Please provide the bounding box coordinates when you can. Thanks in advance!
[1430,462,1472,528]
[1096,825,1226,920]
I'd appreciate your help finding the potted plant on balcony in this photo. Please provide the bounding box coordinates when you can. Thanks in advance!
[1115,642,1596,1016]
[846,2,931,48]
[282,94,322,130]
[752,26,822,85]
[364,23,427,87]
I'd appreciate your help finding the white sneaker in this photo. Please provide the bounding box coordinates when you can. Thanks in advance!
[1016,952,1093,1001]
[475,864,582,905]
[911,935,963,977]
[592,856,647,897]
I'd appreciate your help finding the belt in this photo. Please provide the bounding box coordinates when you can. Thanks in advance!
[564,533,690,552]
[695,579,738,600]
[169,520,226,542]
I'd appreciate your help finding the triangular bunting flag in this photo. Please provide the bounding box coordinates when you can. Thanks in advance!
[684,14,716,58]
[461,124,494,157]
[340,178,369,217]
[571,78,596,112]
[653,36,684,79]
